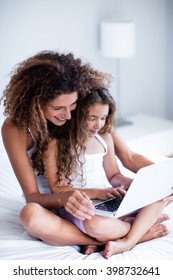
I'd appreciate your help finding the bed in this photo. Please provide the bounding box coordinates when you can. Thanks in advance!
[0,113,173,260]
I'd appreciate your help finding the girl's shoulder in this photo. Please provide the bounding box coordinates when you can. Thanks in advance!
[98,132,114,151]
[98,132,113,144]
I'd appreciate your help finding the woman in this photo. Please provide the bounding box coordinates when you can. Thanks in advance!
[1,50,110,247]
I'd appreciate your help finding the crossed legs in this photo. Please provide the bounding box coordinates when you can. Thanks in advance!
[103,199,169,258]
[20,202,101,246]
[20,201,169,258]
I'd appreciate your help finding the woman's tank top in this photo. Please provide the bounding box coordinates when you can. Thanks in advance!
[27,129,51,194]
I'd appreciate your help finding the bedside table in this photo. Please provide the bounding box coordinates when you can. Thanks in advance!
[116,114,173,158]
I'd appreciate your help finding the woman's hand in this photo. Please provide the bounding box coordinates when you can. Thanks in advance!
[61,189,95,220]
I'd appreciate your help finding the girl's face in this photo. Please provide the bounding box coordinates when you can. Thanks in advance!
[43,91,78,126]
[85,103,109,137]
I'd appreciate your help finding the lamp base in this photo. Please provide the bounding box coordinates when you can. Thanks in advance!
[116,117,133,127]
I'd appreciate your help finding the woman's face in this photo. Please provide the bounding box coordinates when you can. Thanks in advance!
[43,91,78,126]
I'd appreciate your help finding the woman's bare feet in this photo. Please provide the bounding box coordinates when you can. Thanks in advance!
[81,245,100,255]
[82,244,106,255]
[155,213,169,224]
[103,223,169,259]
[138,223,169,243]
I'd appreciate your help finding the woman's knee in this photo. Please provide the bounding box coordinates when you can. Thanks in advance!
[20,202,43,231]
[20,203,63,243]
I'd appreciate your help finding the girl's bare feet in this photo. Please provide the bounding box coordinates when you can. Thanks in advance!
[103,223,169,259]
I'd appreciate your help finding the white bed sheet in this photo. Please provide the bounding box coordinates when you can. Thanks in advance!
[0,127,173,260]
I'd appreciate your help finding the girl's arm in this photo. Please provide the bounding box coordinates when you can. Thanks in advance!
[111,130,153,173]
[44,138,125,202]
[102,133,132,188]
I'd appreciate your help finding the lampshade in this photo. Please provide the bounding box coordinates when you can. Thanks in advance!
[100,21,136,58]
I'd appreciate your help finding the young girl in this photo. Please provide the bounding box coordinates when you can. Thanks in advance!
[43,88,171,258]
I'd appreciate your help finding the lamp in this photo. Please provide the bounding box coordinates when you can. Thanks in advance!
[100,21,136,126]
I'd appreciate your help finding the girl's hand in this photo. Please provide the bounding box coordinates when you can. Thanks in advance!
[62,190,95,220]
[121,177,133,189]
[111,173,133,189]
[96,188,126,200]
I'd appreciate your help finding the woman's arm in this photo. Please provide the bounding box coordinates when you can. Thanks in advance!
[1,120,95,220]
[111,129,153,173]
[1,119,65,209]
[1,120,94,219]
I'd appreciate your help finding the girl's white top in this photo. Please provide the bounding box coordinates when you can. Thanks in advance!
[71,134,112,189]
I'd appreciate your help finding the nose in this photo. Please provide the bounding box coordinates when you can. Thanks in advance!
[94,120,103,130]
[64,107,71,120]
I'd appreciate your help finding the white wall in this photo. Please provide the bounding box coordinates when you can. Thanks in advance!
[166,0,173,120]
[0,0,170,119]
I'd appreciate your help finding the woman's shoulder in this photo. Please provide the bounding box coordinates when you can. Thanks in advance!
[1,118,17,134]
[1,118,28,144]
[2,118,23,134]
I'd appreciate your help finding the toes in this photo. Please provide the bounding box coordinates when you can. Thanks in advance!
[150,223,169,238]
[160,229,169,237]
[82,245,99,255]
[155,223,167,232]
[155,213,169,224]
[103,242,113,259]
[155,224,169,236]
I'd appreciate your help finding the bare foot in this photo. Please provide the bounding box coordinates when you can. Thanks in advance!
[139,223,169,243]
[103,223,169,259]
[155,213,169,224]
[82,245,100,255]
[103,238,130,259]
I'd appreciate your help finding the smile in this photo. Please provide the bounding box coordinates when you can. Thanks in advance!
[56,116,66,121]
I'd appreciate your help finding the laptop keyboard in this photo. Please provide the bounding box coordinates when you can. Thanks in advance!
[95,197,123,212]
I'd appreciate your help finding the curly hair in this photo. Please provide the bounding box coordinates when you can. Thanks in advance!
[1,50,112,179]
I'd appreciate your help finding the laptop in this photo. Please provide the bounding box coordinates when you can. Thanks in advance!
[94,158,173,218]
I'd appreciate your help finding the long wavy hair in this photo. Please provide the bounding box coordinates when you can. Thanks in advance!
[76,87,116,138]
[1,50,112,180]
